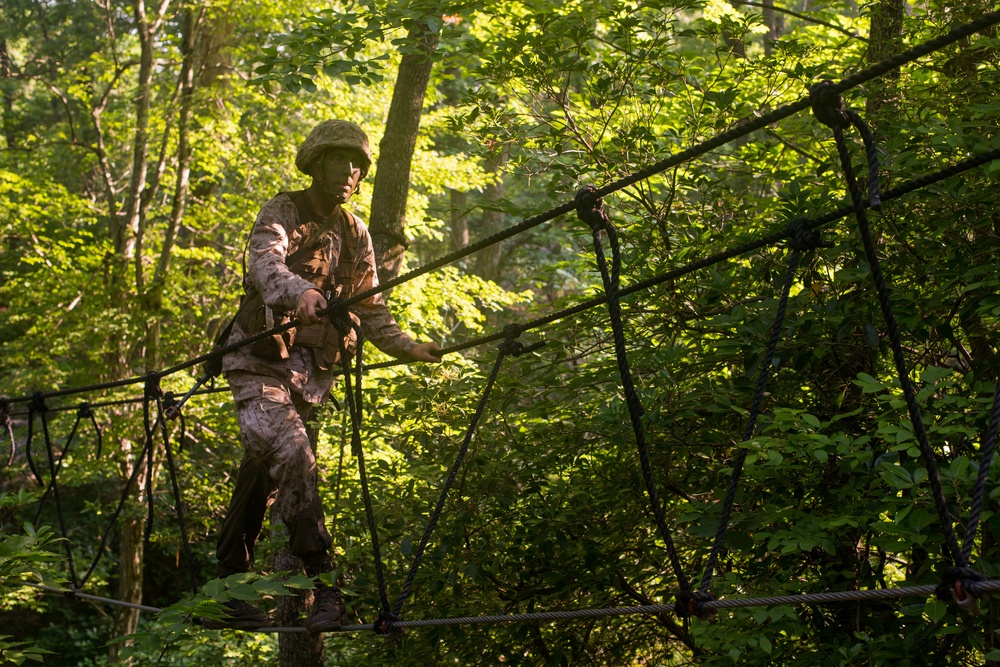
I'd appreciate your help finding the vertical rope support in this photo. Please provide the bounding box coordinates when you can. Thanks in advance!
[142,374,159,547]
[80,409,153,586]
[392,330,524,621]
[25,395,45,487]
[698,248,803,594]
[33,407,83,523]
[961,377,1000,564]
[811,81,963,565]
[32,395,81,588]
[338,329,393,617]
[154,390,199,594]
[576,188,691,593]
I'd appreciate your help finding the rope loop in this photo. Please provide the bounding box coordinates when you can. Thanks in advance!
[675,589,716,620]
[143,372,162,401]
[809,80,849,130]
[936,566,986,614]
[201,349,224,379]
[575,186,611,234]
[785,220,833,252]
[843,108,882,210]
[374,609,404,637]
[325,297,355,336]
[28,392,48,415]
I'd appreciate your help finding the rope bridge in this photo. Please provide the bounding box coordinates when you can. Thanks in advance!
[3,8,1000,642]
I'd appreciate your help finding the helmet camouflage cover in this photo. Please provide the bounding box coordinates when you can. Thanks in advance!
[295,120,373,176]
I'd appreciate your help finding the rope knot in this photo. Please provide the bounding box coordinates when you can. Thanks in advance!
[935,566,985,614]
[499,324,525,356]
[325,297,355,336]
[785,220,833,252]
[144,372,162,400]
[374,609,404,636]
[28,393,47,415]
[202,349,224,379]
[809,80,848,130]
[674,589,716,619]
[575,186,611,234]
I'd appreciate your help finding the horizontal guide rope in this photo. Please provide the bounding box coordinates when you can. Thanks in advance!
[1,11,997,406]
[24,580,1000,633]
[363,146,1000,369]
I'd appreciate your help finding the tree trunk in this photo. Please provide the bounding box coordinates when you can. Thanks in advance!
[275,547,323,666]
[0,40,17,149]
[474,153,506,281]
[865,0,904,121]
[761,0,785,55]
[107,434,147,665]
[449,188,469,252]
[276,413,324,666]
[369,23,440,284]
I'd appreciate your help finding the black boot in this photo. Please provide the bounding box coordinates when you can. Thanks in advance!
[199,599,275,630]
[304,586,346,632]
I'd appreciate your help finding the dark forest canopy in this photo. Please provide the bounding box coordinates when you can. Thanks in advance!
[1,0,1000,665]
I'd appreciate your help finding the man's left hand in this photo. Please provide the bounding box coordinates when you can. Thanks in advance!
[411,342,443,362]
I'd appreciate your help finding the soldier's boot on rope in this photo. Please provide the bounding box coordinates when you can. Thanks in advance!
[302,552,345,632]
[304,585,346,632]
[199,599,276,630]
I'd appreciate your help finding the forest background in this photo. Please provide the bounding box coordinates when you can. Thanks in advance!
[1,0,999,665]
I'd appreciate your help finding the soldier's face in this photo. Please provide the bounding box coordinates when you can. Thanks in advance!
[317,148,364,203]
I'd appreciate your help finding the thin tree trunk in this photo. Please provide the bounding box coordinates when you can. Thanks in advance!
[474,153,506,281]
[369,23,439,284]
[865,0,903,121]
[108,435,147,665]
[449,188,469,252]
[0,40,17,149]
[276,415,324,666]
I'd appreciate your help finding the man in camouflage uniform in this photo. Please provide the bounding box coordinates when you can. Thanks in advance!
[208,120,441,631]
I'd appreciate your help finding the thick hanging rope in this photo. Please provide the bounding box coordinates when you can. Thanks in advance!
[79,426,152,587]
[332,307,394,630]
[24,394,46,487]
[389,325,545,631]
[575,187,691,595]
[33,404,96,522]
[961,377,1000,566]
[28,394,81,588]
[151,379,199,594]
[693,224,832,615]
[810,81,984,610]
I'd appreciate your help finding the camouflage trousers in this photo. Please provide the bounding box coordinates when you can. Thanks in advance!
[215,372,333,576]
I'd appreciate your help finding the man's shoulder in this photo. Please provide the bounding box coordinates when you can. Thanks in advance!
[341,208,369,239]
[256,192,299,227]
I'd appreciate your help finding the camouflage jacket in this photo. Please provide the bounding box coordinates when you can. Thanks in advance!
[222,192,416,403]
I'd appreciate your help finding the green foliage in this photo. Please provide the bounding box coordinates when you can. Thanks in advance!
[0,492,63,665]
[114,572,310,662]
[2,0,1000,664]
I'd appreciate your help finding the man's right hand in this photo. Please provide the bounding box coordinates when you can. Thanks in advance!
[295,289,327,326]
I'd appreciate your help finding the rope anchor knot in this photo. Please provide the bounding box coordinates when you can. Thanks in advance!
[575,186,612,234]
[936,566,985,615]
[674,589,716,620]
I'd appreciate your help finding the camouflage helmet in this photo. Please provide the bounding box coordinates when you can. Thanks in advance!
[296,120,372,177]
